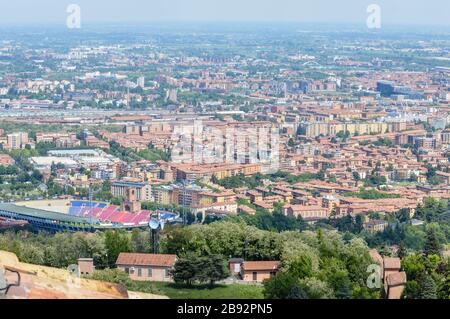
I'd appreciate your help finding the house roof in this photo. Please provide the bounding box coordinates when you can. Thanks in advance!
[369,249,383,265]
[386,272,407,287]
[116,253,177,267]
[229,258,244,263]
[0,250,166,299]
[241,261,280,271]
[383,257,401,270]
[365,219,389,227]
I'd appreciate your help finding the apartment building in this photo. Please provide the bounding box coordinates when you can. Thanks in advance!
[111,180,152,201]
[6,132,29,150]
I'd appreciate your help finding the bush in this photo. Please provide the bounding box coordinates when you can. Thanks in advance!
[88,268,132,287]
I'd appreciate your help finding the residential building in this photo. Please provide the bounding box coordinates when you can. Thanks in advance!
[116,252,177,282]
[240,261,281,283]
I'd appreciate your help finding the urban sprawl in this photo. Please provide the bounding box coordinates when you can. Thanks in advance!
[0,24,450,300]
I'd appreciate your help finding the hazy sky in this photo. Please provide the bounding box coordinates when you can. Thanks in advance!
[0,0,449,26]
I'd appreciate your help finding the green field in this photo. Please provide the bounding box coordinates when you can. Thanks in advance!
[129,281,265,299]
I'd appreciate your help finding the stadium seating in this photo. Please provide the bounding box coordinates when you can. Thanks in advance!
[69,201,153,226]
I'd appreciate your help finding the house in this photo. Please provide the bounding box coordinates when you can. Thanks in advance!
[228,258,244,276]
[369,250,407,299]
[410,219,425,226]
[240,261,280,283]
[283,204,329,221]
[247,190,263,203]
[238,205,256,215]
[386,272,407,299]
[116,253,177,282]
[383,257,402,283]
[364,219,389,233]
[77,258,94,276]
[0,154,14,166]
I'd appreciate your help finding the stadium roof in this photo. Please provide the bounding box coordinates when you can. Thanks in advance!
[0,203,93,224]
[48,149,99,156]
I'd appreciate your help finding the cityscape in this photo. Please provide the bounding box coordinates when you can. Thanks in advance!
[1,0,450,304]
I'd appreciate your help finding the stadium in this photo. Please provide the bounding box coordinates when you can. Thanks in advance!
[0,200,178,232]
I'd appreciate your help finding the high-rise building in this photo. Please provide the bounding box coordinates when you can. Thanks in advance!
[7,132,29,150]
[166,89,178,103]
[137,76,145,88]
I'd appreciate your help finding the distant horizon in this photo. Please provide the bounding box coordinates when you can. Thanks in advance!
[0,20,450,30]
[1,0,449,27]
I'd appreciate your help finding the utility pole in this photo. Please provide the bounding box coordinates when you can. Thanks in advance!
[182,181,187,226]
[88,183,93,225]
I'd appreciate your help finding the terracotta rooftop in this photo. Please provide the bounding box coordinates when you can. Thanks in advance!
[241,261,281,271]
[369,249,383,265]
[386,272,407,287]
[116,253,177,267]
[383,257,401,270]
[0,251,166,299]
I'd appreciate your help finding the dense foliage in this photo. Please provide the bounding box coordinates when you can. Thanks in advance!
[0,229,145,269]
[160,221,379,299]
[171,253,229,287]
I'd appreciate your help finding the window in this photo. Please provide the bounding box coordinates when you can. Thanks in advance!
[124,267,130,274]
[138,268,142,277]
[165,269,170,278]
[148,268,152,277]
[252,272,257,281]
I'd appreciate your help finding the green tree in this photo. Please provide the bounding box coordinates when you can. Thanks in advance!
[104,230,132,268]
[171,253,199,286]
[299,277,334,299]
[424,228,441,257]
[287,285,309,299]
[201,254,230,287]
[397,242,407,259]
[171,253,229,287]
[419,274,437,299]
[131,229,150,253]
[263,271,299,299]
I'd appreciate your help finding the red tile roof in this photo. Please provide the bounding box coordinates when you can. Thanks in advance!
[116,253,177,267]
[386,272,407,287]
[369,249,383,265]
[241,261,280,271]
[383,257,401,270]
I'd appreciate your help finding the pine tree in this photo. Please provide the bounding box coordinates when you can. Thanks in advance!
[424,229,441,257]
[335,278,352,299]
[419,274,437,299]
[287,285,309,299]
[171,253,199,286]
[201,254,230,287]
